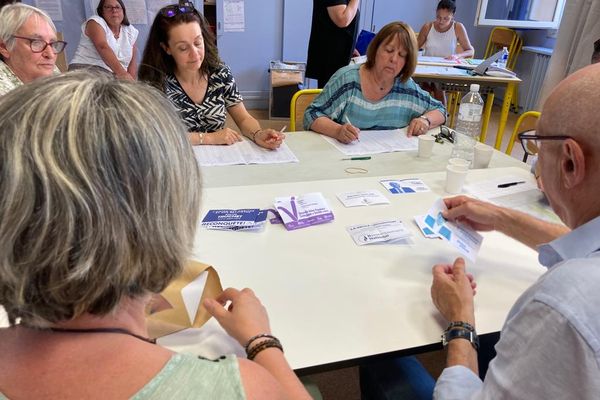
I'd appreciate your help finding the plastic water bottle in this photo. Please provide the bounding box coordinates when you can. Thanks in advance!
[497,47,509,70]
[451,84,484,165]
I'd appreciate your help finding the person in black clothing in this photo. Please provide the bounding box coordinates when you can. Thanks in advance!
[306,0,360,88]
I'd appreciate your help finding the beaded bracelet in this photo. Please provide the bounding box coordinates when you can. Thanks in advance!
[244,333,278,353]
[247,338,284,361]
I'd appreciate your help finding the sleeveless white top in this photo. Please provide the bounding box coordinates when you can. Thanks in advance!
[70,15,138,72]
[422,22,457,58]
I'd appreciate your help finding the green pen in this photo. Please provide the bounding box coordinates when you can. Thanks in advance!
[342,156,371,161]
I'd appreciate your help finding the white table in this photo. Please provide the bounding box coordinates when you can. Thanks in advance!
[162,164,545,374]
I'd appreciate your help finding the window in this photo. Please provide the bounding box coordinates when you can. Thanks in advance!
[476,0,566,29]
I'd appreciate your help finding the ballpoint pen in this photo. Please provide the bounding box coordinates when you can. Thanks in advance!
[344,115,360,141]
[342,156,371,161]
[497,181,525,188]
[280,125,287,133]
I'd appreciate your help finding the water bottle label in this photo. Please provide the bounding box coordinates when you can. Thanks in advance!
[458,104,483,122]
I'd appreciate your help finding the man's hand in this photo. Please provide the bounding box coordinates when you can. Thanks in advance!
[431,258,476,324]
[443,195,504,232]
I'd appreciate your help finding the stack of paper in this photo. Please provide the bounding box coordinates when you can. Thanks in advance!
[273,192,334,230]
[201,209,267,231]
[346,220,414,246]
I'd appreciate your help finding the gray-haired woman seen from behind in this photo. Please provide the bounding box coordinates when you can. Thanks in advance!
[0,72,310,400]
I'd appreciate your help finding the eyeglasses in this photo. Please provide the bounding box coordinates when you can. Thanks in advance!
[11,35,67,54]
[159,2,195,18]
[518,132,572,156]
[103,5,123,11]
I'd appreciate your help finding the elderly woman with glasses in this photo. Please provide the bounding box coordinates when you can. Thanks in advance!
[0,72,311,399]
[0,3,65,96]
[304,21,446,144]
[139,3,284,149]
[69,0,138,80]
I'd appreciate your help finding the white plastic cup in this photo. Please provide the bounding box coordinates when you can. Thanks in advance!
[473,143,494,169]
[445,164,468,194]
[418,135,435,158]
[448,158,470,168]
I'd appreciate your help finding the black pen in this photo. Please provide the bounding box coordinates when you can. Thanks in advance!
[342,156,371,161]
[497,181,526,188]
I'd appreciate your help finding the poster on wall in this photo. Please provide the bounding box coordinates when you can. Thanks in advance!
[224,0,245,32]
[35,0,63,21]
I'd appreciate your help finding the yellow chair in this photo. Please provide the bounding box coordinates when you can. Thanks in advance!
[289,89,322,131]
[505,111,540,161]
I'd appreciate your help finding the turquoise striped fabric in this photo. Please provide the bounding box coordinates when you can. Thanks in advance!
[304,64,446,130]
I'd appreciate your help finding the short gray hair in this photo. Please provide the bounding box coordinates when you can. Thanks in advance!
[0,3,56,54]
[0,72,202,327]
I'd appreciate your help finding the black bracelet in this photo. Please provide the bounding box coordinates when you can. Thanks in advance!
[244,333,277,353]
[446,321,475,332]
[251,129,262,143]
[246,338,283,361]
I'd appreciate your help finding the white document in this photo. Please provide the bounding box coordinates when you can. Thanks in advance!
[415,65,471,76]
[180,271,208,324]
[322,129,418,156]
[346,220,413,246]
[423,199,483,262]
[122,0,148,24]
[224,0,245,32]
[380,178,430,194]
[35,0,63,20]
[336,190,390,207]
[193,140,298,167]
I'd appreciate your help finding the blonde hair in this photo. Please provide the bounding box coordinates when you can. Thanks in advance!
[365,21,418,83]
[0,72,201,327]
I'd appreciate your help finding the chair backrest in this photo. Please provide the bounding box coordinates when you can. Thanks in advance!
[56,32,68,72]
[289,89,322,131]
[505,111,541,157]
[484,27,522,70]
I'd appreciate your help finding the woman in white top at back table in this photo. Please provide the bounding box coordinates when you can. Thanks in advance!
[417,0,473,60]
[69,0,138,80]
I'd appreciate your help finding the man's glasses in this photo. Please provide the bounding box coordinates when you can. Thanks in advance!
[159,2,195,18]
[11,35,67,54]
[103,5,123,11]
[518,131,571,157]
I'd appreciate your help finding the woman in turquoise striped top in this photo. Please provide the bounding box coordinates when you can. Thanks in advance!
[305,21,446,144]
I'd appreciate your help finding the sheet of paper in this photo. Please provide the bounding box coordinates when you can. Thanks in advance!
[274,193,334,230]
[193,140,298,167]
[423,199,483,262]
[35,0,63,20]
[322,129,418,156]
[224,0,245,32]
[464,176,560,223]
[415,65,471,76]
[122,0,148,24]
[181,271,208,324]
[414,215,442,239]
[336,190,390,207]
[380,178,430,194]
[346,220,413,246]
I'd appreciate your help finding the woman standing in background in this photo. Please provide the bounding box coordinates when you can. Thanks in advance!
[69,0,137,79]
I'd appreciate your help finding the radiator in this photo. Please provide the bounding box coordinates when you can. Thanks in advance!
[520,47,553,111]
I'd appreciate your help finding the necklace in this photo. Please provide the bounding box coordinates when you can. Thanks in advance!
[47,326,156,344]
[370,70,390,91]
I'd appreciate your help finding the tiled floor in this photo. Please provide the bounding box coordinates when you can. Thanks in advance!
[237,106,525,399]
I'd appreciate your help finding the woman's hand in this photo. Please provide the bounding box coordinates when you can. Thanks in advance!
[204,287,271,346]
[407,117,430,136]
[204,128,243,145]
[336,123,360,144]
[254,129,285,150]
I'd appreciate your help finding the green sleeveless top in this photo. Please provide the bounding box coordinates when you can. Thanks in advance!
[0,353,245,399]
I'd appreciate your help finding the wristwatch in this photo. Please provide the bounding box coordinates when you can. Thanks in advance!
[442,325,480,350]
[419,115,431,126]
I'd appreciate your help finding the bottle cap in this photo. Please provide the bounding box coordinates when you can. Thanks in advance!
[470,84,480,92]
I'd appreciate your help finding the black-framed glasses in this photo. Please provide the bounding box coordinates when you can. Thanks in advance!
[103,5,123,11]
[518,131,572,156]
[159,2,195,18]
[11,35,67,54]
